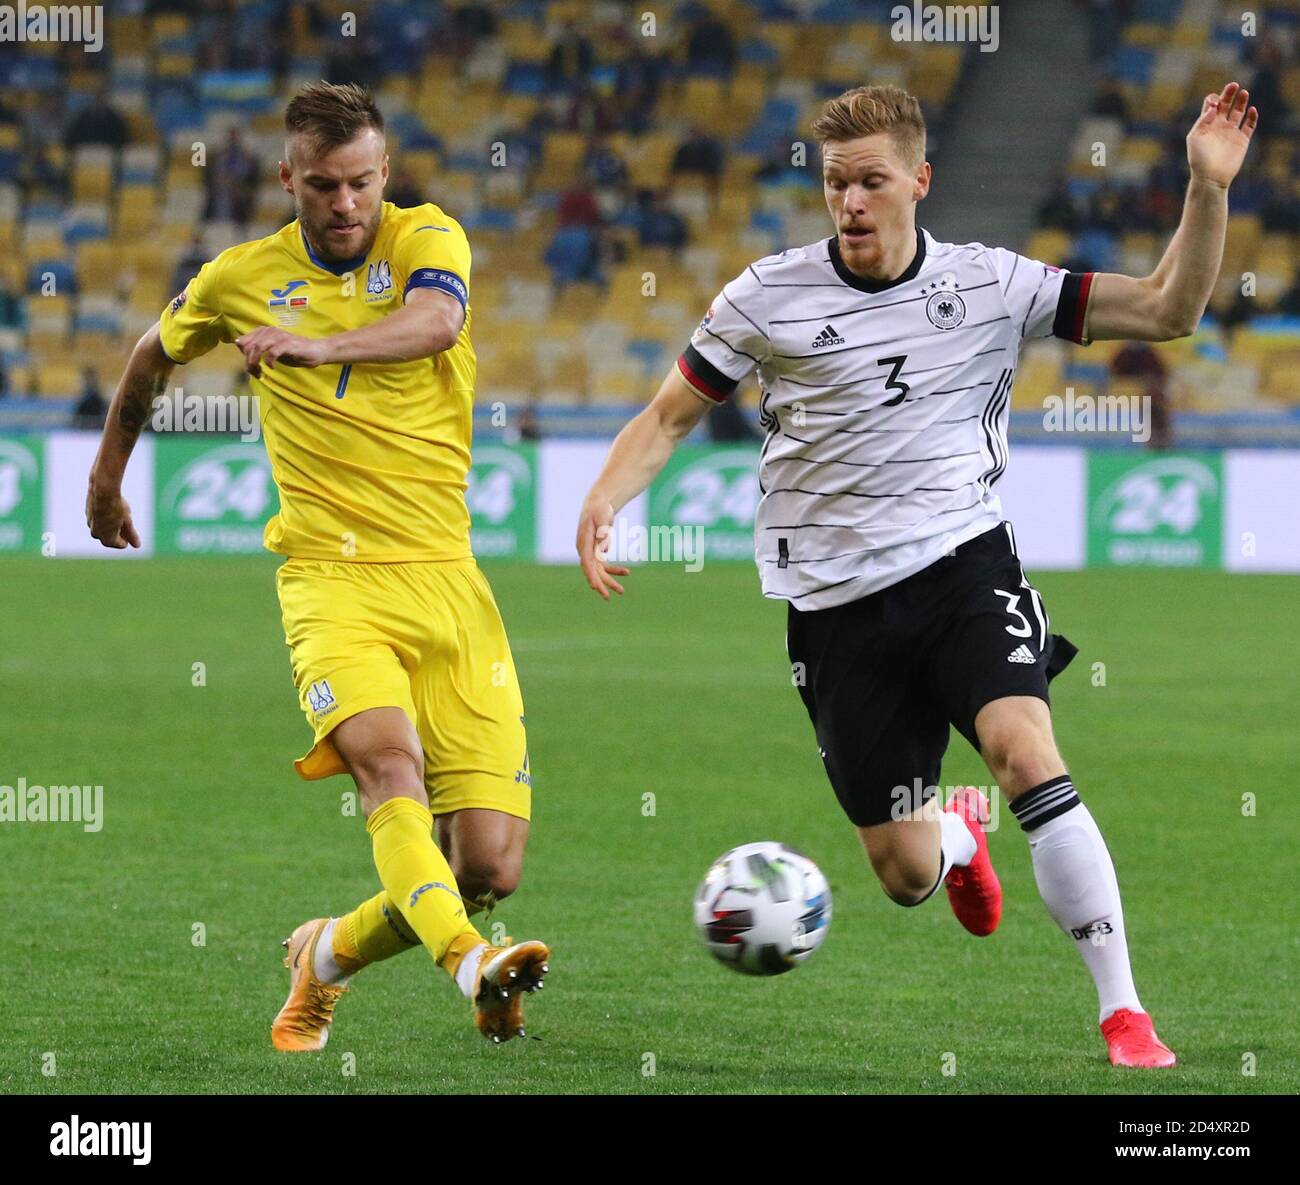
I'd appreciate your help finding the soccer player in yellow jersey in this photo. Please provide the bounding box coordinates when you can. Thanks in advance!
[85,82,549,1047]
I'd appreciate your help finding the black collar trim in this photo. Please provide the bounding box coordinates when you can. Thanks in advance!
[827,226,926,293]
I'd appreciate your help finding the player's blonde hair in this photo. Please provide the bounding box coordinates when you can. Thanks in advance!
[284,81,385,157]
[811,85,926,168]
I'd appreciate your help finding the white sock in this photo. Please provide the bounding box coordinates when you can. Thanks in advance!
[1013,778,1143,1022]
[454,942,488,998]
[312,918,351,986]
[940,807,978,872]
[904,808,978,906]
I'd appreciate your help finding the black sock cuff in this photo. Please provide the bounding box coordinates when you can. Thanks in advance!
[1010,775,1080,832]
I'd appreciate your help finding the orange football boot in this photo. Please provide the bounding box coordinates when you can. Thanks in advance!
[271,917,348,1052]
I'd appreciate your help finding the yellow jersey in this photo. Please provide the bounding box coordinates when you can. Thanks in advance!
[159,201,476,562]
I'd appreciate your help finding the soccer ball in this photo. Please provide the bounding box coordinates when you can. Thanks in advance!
[693,841,832,975]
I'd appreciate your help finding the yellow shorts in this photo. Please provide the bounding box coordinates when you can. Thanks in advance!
[276,557,531,820]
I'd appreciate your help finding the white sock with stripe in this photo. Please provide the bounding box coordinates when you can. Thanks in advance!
[312,917,351,986]
[1011,776,1143,1022]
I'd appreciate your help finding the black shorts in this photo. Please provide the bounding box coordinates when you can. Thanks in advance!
[785,523,1077,827]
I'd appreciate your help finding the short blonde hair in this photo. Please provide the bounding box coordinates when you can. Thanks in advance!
[284,81,384,157]
[810,85,926,168]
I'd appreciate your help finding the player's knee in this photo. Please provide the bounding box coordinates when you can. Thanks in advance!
[456,857,520,906]
[986,742,1062,799]
[350,743,425,808]
[868,849,936,906]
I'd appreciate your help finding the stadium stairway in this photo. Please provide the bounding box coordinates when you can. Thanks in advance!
[920,0,1095,252]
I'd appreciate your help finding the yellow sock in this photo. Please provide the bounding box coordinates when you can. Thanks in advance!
[332,890,420,974]
[366,797,482,967]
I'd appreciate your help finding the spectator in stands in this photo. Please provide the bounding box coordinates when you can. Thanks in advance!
[635,188,687,254]
[1275,270,1300,317]
[64,82,128,151]
[387,168,423,209]
[0,272,21,330]
[517,405,541,442]
[1074,0,1132,64]
[546,18,594,92]
[615,44,666,135]
[171,232,209,297]
[1036,180,1081,232]
[324,26,384,89]
[564,83,622,136]
[686,10,736,77]
[672,124,725,203]
[1217,286,1261,340]
[557,180,602,229]
[0,355,9,400]
[1245,36,1289,141]
[1083,185,1124,235]
[448,1,498,55]
[1261,178,1300,234]
[1091,79,1129,122]
[71,367,108,430]
[584,132,628,191]
[204,128,259,226]
[1110,343,1170,450]
[543,225,603,290]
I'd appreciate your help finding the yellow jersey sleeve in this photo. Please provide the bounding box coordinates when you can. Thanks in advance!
[159,254,229,364]
[391,211,471,312]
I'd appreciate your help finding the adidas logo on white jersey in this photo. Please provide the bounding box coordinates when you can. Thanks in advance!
[1007,644,1036,664]
[811,323,845,348]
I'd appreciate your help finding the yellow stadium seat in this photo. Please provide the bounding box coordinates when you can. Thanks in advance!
[76,242,122,293]
[117,184,158,239]
[1146,79,1187,121]
[1124,22,1166,47]
[587,364,645,405]
[1119,137,1164,169]
[1025,229,1071,265]
[155,51,193,79]
[535,131,588,191]
[151,13,189,41]
[1171,20,1209,48]
[72,164,113,203]
[1282,66,1300,109]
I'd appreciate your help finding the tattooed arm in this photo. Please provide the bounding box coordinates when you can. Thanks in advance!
[85,322,175,549]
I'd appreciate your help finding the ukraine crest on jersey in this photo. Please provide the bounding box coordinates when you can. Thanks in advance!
[158,201,475,562]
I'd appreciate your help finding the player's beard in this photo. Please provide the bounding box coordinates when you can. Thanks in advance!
[300,202,383,265]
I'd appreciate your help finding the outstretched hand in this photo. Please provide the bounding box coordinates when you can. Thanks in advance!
[576,497,630,600]
[1187,82,1258,187]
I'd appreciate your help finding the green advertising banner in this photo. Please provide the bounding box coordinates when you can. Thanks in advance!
[1087,451,1223,568]
[0,435,43,554]
[648,444,761,561]
[154,439,278,554]
[467,443,536,559]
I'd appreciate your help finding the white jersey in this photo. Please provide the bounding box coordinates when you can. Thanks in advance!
[676,226,1094,609]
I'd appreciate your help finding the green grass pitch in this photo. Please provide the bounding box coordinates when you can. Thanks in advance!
[2,556,1296,1094]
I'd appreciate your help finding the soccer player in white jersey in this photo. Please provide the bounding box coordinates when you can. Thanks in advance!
[577,82,1257,1068]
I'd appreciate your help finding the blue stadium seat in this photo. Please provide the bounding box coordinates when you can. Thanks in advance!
[27,260,76,295]
[1133,0,1180,22]
[544,226,602,287]
[463,208,517,232]
[1106,46,1155,85]
[738,39,782,65]
[626,338,667,373]
[503,62,547,96]
[1073,229,1118,273]
[199,70,275,114]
